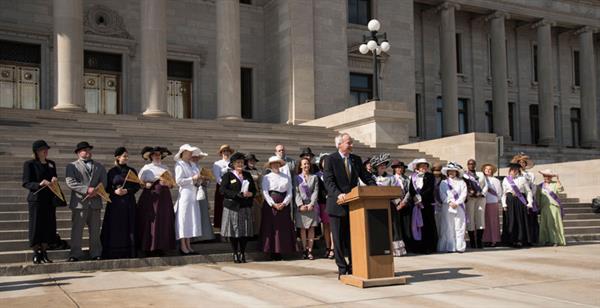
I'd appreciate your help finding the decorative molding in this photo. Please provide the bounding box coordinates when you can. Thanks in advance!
[574,26,597,36]
[484,11,510,22]
[435,1,461,13]
[84,34,137,57]
[84,5,132,39]
[347,43,389,71]
[531,19,556,29]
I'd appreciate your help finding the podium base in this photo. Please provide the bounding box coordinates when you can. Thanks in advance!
[340,275,409,288]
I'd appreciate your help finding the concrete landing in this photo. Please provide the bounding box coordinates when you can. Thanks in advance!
[1,244,599,307]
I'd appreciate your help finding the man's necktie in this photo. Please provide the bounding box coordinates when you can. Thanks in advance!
[344,156,351,179]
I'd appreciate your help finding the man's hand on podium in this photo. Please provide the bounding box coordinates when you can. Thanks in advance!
[337,193,346,204]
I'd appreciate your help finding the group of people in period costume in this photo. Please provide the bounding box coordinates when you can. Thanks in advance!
[22,136,567,268]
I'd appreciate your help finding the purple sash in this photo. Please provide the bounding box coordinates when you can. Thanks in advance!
[506,176,529,207]
[296,175,312,202]
[539,183,564,218]
[464,172,482,193]
[411,173,424,241]
[485,177,498,198]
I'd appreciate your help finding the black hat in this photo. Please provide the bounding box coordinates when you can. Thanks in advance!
[245,153,260,162]
[370,153,391,169]
[299,147,315,158]
[391,160,407,169]
[141,146,172,160]
[114,147,127,157]
[32,140,50,152]
[74,141,93,153]
[229,152,247,168]
[363,157,372,166]
[507,163,522,170]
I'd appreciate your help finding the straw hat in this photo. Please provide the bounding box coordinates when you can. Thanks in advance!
[264,155,286,169]
[510,153,534,169]
[539,169,558,177]
[174,144,200,161]
[408,158,430,171]
[480,163,498,174]
[141,146,172,161]
[218,144,235,155]
[442,162,464,177]
[431,162,443,176]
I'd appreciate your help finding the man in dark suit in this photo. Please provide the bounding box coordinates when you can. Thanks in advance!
[323,133,376,277]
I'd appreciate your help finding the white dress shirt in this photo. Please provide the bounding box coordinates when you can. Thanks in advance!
[262,172,293,207]
[139,162,169,183]
[501,175,533,208]
[212,159,230,185]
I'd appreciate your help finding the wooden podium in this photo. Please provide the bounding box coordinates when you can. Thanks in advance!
[338,186,409,288]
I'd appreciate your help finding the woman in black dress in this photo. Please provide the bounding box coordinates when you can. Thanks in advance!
[101,147,140,259]
[22,140,61,264]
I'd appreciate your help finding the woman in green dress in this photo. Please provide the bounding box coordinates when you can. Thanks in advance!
[536,169,566,246]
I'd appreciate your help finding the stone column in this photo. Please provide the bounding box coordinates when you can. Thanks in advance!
[141,0,168,117]
[216,0,241,120]
[576,26,598,148]
[533,19,555,145]
[438,2,460,136]
[487,12,510,139]
[53,0,85,112]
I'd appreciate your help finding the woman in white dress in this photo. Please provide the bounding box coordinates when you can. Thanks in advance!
[438,162,468,253]
[173,144,203,255]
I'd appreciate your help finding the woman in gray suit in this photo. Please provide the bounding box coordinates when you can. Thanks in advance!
[294,157,319,260]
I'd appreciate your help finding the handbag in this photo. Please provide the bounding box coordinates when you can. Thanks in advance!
[196,185,206,201]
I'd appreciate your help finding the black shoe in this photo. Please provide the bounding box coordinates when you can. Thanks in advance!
[240,253,247,263]
[303,249,309,260]
[468,231,476,249]
[67,257,79,262]
[233,252,241,263]
[32,250,43,264]
[41,251,53,263]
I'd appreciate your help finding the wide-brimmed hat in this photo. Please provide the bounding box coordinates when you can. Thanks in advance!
[442,162,464,177]
[299,147,315,158]
[141,146,172,160]
[32,140,50,152]
[229,152,247,168]
[431,162,443,176]
[174,144,200,161]
[510,153,534,169]
[539,169,558,177]
[191,147,208,159]
[391,160,407,169]
[481,163,498,174]
[264,155,286,169]
[408,158,430,171]
[370,153,391,169]
[218,144,235,155]
[363,157,372,166]
[74,141,93,153]
[245,153,260,162]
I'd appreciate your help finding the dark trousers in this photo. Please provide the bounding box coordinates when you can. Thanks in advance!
[329,214,351,274]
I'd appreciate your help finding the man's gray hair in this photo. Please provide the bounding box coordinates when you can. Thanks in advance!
[334,133,351,148]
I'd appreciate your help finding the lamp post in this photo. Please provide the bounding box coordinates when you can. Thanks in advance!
[359,19,391,102]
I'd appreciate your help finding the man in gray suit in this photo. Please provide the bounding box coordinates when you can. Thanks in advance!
[65,141,107,261]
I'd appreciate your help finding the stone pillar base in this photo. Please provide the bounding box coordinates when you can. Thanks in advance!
[216,115,242,121]
[142,109,169,117]
[53,104,85,112]
[300,100,414,147]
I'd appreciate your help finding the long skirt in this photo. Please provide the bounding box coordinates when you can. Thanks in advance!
[136,183,176,252]
[252,197,262,236]
[390,202,407,256]
[466,197,486,231]
[260,192,297,254]
[482,202,501,244]
[101,194,136,259]
[221,206,254,238]
[213,183,224,228]
[437,204,466,253]
[502,194,533,245]
[194,186,216,241]
[538,203,566,246]
[318,202,330,224]
[28,197,57,247]
[398,202,415,253]
[409,202,438,254]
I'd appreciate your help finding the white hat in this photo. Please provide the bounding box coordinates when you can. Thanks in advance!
[539,169,558,177]
[191,148,208,159]
[174,144,200,161]
[442,162,464,177]
[264,155,286,169]
[408,158,430,171]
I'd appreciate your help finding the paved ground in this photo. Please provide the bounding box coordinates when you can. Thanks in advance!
[1,244,599,307]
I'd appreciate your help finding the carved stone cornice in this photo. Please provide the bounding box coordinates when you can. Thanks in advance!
[485,11,510,22]
[436,1,461,13]
[531,19,556,29]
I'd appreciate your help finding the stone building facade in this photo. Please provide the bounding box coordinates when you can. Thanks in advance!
[0,0,599,147]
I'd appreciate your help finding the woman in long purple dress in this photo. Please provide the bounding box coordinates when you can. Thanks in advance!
[136,146,176,256]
